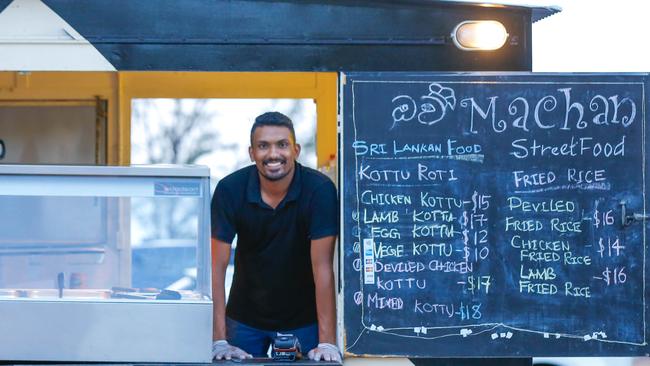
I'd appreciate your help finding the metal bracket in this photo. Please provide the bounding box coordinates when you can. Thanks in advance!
[620,200,650,227]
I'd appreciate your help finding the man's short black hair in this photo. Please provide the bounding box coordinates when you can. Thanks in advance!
[250,112,296,145]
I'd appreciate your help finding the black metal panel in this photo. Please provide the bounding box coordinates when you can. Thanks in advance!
[96,43,529,72]
[0,0,12,13]
[44,0,533,71]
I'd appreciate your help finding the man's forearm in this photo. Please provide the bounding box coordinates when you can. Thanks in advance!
[212,266,227,340]
[314,269,337,344]
[311,236,338,345]
[212,239,231,341]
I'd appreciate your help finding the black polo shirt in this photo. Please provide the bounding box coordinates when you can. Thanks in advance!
[211,162,339,331]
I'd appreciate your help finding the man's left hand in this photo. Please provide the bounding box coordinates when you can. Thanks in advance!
[307,343,341,362]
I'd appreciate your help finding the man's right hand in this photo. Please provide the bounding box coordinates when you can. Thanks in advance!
[212,340,252,360]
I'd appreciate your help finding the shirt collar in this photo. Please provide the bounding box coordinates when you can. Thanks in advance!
[246,162,302,208]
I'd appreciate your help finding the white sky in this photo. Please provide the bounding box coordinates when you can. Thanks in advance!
[509,0,650,72]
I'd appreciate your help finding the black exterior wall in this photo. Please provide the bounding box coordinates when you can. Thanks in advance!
[42,0,554,72]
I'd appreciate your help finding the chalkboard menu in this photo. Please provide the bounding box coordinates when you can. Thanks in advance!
[341,73,650,357]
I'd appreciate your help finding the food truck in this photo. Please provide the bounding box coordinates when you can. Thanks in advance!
[17,1,647,364]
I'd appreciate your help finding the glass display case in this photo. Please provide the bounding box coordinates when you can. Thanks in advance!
[0,165,212,362]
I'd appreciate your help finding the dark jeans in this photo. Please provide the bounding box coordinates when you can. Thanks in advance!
[226,317,319,357]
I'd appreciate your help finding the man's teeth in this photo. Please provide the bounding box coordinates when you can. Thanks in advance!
[266,161,282,167]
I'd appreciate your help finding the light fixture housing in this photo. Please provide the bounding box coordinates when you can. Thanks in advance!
[451,20,509,51]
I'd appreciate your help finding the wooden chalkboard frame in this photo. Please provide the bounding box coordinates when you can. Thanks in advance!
[340,72,650,357]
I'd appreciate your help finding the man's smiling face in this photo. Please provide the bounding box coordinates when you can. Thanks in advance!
[249,125,301,182]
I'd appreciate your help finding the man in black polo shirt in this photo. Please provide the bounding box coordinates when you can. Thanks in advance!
[211,112,340,362]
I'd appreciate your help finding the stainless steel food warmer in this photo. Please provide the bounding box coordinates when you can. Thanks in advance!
[0,165,212,362]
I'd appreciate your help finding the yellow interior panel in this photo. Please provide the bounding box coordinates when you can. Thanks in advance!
[0,71,338,166]
[0,71,120,165]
